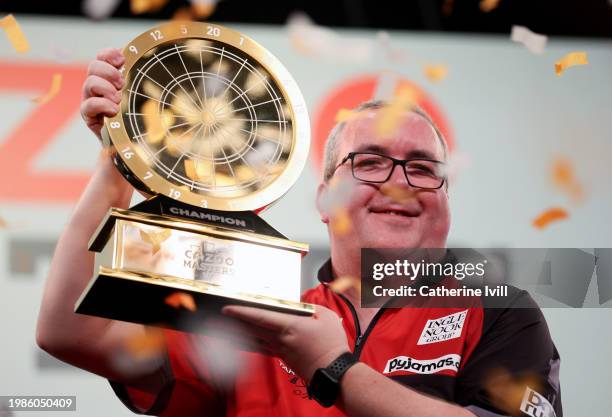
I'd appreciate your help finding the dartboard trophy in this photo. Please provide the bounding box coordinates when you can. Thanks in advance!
[75,22,315,332]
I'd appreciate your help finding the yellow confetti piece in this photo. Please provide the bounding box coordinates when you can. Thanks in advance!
[139,228,171,254]
[32,73,62,105]
[374,86,420,139]
[190,0,218,19]
[532,208,569,230]
[479,0,501,13]
[335,108,360,123]
[555,51,588,76]
[0,14,30,53]
[329,276,361,296]
[130,0,169,14]
[330,208,352,235]
[423,64,448,83]
[380,182,416,203]
[164,291,197,312]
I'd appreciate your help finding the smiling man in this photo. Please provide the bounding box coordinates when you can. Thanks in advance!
[37,49,561,417]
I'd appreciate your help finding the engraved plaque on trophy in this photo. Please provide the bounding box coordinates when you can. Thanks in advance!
[75,21,315,332]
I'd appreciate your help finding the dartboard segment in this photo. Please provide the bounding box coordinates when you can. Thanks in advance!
[104,22,309,211]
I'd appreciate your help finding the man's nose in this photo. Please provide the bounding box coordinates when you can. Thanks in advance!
[388,164,413,187]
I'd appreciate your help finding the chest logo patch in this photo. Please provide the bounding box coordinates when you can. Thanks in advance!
[383,354,461,375]
[417,310,468,345]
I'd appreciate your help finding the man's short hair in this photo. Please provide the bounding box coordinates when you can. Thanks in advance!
[322,100,449,182]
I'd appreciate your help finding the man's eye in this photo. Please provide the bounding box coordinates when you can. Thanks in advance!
[407,164,437,177]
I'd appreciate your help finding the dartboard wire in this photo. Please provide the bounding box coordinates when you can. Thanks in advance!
[153,52,201,111]
[213,47,225,96]
[226,118,288,124]
[216,57,247,102]
[219,74,268,112]
[174,44,205,109]
[166,123,205,181]
[149,120,203,171]
[210,122,236,179]
[128,88,197,117]
[199,47,208,102]
[238,127,282,145]
[232,96,284,114]
[134,67,192,114]
[214,120,270,182]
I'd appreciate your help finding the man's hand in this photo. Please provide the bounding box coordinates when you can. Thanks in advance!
[222,305,350,382]
[81,48,125,141]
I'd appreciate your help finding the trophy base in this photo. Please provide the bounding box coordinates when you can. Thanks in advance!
[75,268,314,332]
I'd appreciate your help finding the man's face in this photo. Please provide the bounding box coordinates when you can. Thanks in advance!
[318,109,451,252]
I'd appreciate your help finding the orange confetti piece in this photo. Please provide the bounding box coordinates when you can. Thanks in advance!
[165,291,197,312]
[423,64,448,83]
[0,14,30,53]
[190,0,218,19]
[335,108,360,123]
[442,0,455,16]
[130,0,169,14]
[329,276,361,296]
[330,208,352,235]
[532,208,569,229]
[380,183,416,203]
[479,0,501,13]
[139,228,171,254]
[551,157,584,203]
[32,73,62,105]
[125,329,165,359]
[555,52,588,76]
[0,216,6,229]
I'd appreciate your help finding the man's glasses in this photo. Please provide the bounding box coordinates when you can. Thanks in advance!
[333,152,446,189]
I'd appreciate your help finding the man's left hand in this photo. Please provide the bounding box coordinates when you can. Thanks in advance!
[222,304,350,382]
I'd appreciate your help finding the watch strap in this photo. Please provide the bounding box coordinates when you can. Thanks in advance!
[325,352,358,381]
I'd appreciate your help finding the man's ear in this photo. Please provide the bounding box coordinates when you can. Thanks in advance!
[316,182,330,224]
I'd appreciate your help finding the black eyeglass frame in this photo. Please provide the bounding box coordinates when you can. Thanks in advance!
[332,151,447,190]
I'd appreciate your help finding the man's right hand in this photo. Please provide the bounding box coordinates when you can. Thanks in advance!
[81,48,125,141]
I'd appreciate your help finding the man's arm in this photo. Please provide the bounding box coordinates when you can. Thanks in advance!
[36,47,165,393]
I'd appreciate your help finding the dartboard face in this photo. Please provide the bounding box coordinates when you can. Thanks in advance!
[105,22,310,211]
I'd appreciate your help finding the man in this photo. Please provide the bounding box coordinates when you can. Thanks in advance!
[37,48,562,417]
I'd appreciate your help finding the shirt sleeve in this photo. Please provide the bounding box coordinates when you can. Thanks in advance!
[456,289,562,417]
[108,329,226,417]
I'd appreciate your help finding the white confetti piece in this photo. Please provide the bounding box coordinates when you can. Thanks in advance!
[511,25,548,55]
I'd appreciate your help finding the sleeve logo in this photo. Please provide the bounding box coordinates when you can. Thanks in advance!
[520,387,556,417]
[417,310,468,345]
[383,354,461,375]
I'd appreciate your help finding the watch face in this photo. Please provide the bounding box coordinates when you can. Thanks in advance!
[105,21,310,212]
[309,369,340,408]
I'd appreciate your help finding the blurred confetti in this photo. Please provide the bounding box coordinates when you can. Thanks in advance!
[330,207,352,235]
[32,73,62,105]
[164,291,197,312]
[374,86,420,139]
[483,368,542,415]
[532,208,569,229]
[551,156,584,203]
[445,151,471,184]
[373,70,401,101]
[423,64,449,83]
[82,0,122,20]
[377,31,409,64]
[511,25,548,55]
[190,0,219,19]
[442,0,455,16]
[139,228,171,254]
[112,328,166,377]
[335,108,360,123]
[329,275,361,296]
[130,0,169,15]
[287,12,374,63]
[0,14,30,53]
[555,51,588,76]
[479,0,501,13]
[0,216,7,229]
[320,175,357,214]
[380,182,416,203]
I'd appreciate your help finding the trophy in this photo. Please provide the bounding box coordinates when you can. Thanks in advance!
[75,21,315,332]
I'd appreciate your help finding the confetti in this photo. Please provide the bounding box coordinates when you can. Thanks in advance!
[320,175,356,214]
[287,12,374,63]
[380,182,416,203]
[551,157,584,203]
[0,216,6,228]
[330,208,352,235]
[442,0,455,16]
[373,70,401,101]
[139,228,171,254]
[479,0,501,13]
[374,86,420,139]
[124,329,165,359]
[82,0,122,19]
[335,108,360,123]
[423,64,449,83]
[0,14,30,53]
[376,31,409,64]
[164,291,197,312]
[510,25,548,55]
[190,0,219,19]
[329,276,361,296]
[32,73,62,105]
[532,208,569,229]
[130,0,169,15]
[555,51,588,76]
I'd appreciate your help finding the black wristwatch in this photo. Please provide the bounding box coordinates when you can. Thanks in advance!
[307,352,358,408]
